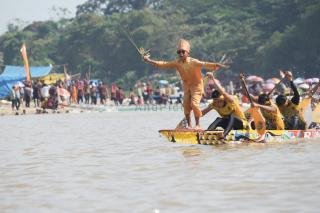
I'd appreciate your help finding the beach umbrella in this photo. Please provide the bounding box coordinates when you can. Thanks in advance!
[298,83,309,90]
[246,75,264,82]
[305,78,313,84]
[16,81,25,87]
[312,78,319,83]
[266,79,274,84]
[271,77,281,84]
[262,82,275,92]
[265,78,279,84]
[159,80,169,85]
[293,77,304,85]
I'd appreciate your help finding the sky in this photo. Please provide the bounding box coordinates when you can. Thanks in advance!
[0,0,87,34]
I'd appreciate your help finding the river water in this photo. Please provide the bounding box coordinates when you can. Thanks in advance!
[1,109,320,213]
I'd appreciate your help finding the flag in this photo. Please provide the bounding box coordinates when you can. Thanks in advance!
[20,43,31,81]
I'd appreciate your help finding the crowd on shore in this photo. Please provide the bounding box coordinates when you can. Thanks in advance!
[1,73,319,118]
[1,78,184,116]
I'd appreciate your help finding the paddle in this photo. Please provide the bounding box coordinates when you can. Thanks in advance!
[240,74,266,138]
[175,116,188,129]
[244,71,285,104]
[300,80,320,113]
[310,82,320,123]
[266,73,286,97]
[312,103,320,123]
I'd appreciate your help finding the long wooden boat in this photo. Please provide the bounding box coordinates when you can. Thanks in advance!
[159,129,320,145]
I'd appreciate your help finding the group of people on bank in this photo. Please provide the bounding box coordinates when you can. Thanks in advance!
[143,38,319,138]
[9,78,178,111]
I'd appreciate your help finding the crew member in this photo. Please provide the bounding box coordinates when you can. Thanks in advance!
[144,39,228,129]
[201,75,247,138]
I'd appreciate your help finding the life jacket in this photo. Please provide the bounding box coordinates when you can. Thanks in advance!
[261,102,284,130]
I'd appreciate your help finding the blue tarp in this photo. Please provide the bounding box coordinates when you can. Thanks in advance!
[0,65,52,98]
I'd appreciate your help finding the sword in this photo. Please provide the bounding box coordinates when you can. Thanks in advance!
[120,26,150,59]
[219,54,226,64]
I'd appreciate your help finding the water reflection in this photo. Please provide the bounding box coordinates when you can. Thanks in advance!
[180,146,203,158]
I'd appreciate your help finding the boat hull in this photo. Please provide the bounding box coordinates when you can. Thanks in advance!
[158,129,320,145]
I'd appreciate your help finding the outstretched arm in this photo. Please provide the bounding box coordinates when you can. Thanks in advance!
[143,55,176,69]
[192,58,229,71]
[202,62,229,71]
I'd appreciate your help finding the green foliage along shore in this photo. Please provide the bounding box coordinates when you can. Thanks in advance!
[0,0,319,89]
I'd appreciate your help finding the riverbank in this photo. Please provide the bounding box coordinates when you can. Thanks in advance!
[0,100,186,116]
[0,100,80,116]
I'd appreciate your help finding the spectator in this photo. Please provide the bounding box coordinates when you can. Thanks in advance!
[111,83,118,105]
[116,87,125,105]
[129,88,136,105]
[98,82,108,104]
[33,81,41,107]
[24,81,32,107]
[90,82,97,105]
[77,80,84,104]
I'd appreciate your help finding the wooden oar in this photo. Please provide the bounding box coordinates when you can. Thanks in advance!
[240,74,266,137]
[310,82,320,123]
[266,70,292,97]
[175,117,188,129]
[312,103,320,123]
[267,77,285,97]
[300,98,312,113]
[300,80,320,113]
[310,80,320,95]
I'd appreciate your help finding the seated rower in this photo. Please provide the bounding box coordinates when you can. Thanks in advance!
[252,93,284,130]
[202,75,248,139]
[275,71,306,130]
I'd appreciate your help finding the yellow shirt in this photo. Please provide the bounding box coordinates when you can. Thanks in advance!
[278,100,306,129]
[210,98,247,124]
[261,103,285,130]
[153,57,221,87]
[278,100,305,121]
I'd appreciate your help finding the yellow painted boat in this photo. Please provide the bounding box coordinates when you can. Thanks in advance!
[159,129,320,145]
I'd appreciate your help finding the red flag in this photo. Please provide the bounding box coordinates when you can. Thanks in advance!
[20,43,31,81]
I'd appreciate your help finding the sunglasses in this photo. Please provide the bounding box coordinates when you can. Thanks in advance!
[177,50,187,55]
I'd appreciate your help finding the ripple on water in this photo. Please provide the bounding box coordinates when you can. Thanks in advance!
[1,112,320,212]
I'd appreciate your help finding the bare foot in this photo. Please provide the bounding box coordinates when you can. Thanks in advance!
[194,125,203,130]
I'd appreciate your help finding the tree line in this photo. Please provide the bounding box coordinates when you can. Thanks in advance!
[0,0,319,89]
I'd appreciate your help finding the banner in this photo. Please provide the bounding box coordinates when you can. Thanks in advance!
[20,43,31,81]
